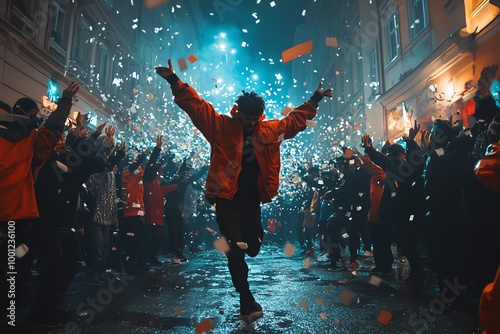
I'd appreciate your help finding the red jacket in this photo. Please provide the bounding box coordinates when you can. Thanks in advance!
[169,78,318,203]
[121,167,145,217]
[144,181,177,226]
[359,155,385,223]
[0,97,72,221]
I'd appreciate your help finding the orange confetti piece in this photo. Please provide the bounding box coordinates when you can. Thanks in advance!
[326,37,338,47]
[281,40,313,63]
[281,106,292,116]
[339,289,355,306]
[187,54,199,63]
[326,283,334,291]
[195,318,214,334]
[298,301,309,311]
[377,309,393,325]
[174,306,184,316]
[144,0,170,8]
[303,257,311,268]
[178,58,188,72]
[283,243,296,257]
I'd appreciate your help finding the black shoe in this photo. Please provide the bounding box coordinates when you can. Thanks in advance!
[239,301,263,323]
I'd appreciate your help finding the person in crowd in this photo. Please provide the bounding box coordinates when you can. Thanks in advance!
[316,169,338,256]
[121,147,147,274]
[156,59,332,322]
[362,122,427,292]
[31,113,105,327]
[471,65,500,163]
[0,83,79,324]
[300,170,319,255]
[463,114,500,298]
[142,135,178,267]
[165,160,208,263]
[357,140,393,277]
[85,126,125,284]
[326,151,371,272]
[421,119,471,292]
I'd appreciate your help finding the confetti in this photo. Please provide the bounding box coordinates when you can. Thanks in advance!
[281,40,313,63]
[306,120,317,128]
[377,309,393,325]
[326,37,338,47]
[369,275,382,286]
[314,299,324,305]
[177,58,188,72]
[303,257,311,268]
[187,54,198,63]
[195,318,214,334]
[339,289,355,306]
[281,106,292,116]
[298,301,309,311]
[174,306,184,315]
[320,312,328,320]
[283,243,296,257]
[144,0,170,8]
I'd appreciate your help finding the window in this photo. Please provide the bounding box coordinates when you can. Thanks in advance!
[369,51,378,95]
[97,44,109,90]
[74,18,91,68]
[385,9,400,63]
[50,1,66,46]
[407,0,428,40]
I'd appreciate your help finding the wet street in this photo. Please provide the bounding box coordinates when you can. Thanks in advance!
[14,243,482,334]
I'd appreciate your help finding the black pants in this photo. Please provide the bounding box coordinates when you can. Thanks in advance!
[215,198,263,298]
[141,224,163,263]
[32,227,81,316]
[393,220,424,276]
[165,210,184,254]
[86,223,110,274]
[327,213,363,263]
[368,221,393,271]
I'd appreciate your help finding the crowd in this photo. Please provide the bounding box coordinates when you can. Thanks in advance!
[0,63,499,330]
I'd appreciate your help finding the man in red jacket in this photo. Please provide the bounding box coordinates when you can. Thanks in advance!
[156,60,332,323]
[142,135,177,266]
[0,83,79,326]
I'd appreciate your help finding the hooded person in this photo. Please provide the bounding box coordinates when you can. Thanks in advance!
[0,83,79,325]
[156,58,332,323]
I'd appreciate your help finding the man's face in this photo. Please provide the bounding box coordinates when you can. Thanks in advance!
[239,112,261,133]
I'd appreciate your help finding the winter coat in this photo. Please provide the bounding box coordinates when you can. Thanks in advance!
[167,75,318,204]
[0,95,73,221]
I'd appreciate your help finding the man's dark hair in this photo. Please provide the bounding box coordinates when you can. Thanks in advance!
[0,100,11,113]
[236,91,265,118]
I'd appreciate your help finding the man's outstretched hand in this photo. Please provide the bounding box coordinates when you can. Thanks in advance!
[156,59,174,80]
[316,83,333,98]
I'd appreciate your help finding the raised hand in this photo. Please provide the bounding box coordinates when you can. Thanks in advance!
[408,120,421,141]
[96,122,106,133]
[120,141,126,153]
[105,125,116,138]
[155,59,174,80]
[316,83,333,98]
[62,82,80,99]
[361,133,372,148]
[76,112,84,126]
[420,129,430,148]
[155,134,163,148]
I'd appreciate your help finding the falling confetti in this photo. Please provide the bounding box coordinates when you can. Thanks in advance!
[283,243,296,257]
